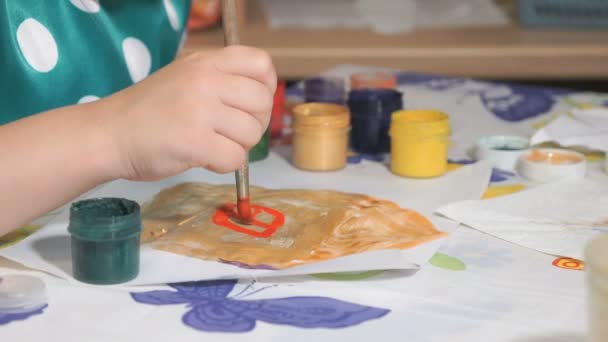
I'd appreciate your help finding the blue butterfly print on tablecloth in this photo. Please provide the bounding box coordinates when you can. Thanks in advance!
[490,168,515,182]
[0,305,47,325]
[396,72,466,91]
[131,279,390,333]
[397,72,571,122]
[448,160,514,183]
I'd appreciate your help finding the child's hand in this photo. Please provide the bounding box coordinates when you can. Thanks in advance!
[101,45,276,181]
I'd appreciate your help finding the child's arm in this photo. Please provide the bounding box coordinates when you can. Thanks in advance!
[0,46,276,235]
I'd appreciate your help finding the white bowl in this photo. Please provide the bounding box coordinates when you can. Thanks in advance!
[474,135,530,171]
[517,148,586,183]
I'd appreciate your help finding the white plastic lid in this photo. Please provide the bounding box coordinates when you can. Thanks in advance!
[0,275,47,313]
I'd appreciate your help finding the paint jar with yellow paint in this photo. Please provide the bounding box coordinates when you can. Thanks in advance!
[585,234,608,342]
[292,103,350,171]
[389,109,450,178]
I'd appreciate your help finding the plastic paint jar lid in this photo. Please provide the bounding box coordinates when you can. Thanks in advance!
[0,275,46,314]
[350,72,397,90]
[474,135,530,171]
[292,103,350,129]
[68,198,142,285]
[516,148,586,183]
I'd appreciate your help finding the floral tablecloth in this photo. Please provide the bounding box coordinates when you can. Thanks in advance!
[2,65,605,342]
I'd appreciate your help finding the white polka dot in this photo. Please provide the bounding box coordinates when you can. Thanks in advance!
[177,30,187,53]
[16,19,59,73]
[122,37,151,83]
[78,95,100,104]
[69,0,100,13]
[164,0,180,31]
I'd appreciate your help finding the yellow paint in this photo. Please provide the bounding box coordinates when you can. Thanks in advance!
[0,224,42,249]
[390,110,450,178]
[532,114,558,130]
[482,184,527,199]
[447,163,463,172]
[585,151,606,162]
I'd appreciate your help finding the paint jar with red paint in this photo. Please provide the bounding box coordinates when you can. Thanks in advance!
[586,234,608,342]
[270,81,286,139]
[350,72,397,90]
[292,103,350,171]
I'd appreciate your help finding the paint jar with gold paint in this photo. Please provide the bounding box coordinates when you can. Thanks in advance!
[389,109,450,178]
[292,103,350,171]
[586,234,608,342]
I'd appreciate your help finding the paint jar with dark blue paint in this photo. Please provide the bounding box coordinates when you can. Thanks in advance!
[348,88,403,154]
[304,77,346,104]
[68,198,142,285]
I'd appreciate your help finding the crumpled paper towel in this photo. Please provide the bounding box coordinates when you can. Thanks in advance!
[436,178,608,260]
[531,107,608,152]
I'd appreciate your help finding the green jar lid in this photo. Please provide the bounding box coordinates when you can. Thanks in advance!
[68,198,141,241]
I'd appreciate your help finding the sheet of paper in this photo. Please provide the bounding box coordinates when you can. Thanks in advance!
[531,107,608,152]
[0,153,492,286]
[437,178,608,260]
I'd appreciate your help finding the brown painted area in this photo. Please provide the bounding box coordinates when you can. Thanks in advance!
[141,182,446,269]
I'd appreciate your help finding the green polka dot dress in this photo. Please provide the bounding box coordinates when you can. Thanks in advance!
[0,0,191,124]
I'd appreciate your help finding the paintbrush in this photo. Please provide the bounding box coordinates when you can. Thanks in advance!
[221,0,252,223]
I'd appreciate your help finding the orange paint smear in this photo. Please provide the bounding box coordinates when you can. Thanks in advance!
[236,197,253,224]
[527,150,583,165]
[213,203,285,238]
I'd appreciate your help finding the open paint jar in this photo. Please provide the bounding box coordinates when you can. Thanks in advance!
[517,149,586,183]
[292,103,350,171]
[304,77,346,104]
[474,135,530,171]
[249,126,270,162]
[390,110,451,178]
[585,234,608,342]
[68,198,142,285]
[350,72,397,90]
[348,88,403,154]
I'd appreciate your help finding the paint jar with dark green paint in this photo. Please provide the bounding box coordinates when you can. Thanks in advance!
[248,126,270,162]
[68,198,141,285]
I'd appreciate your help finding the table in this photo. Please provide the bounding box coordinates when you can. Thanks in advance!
[2,65,606,342]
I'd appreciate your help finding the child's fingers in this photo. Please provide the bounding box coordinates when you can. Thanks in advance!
[196,135,246,174]
[213,45,277,94]
[217,74,273,125]
[213,106,264,149]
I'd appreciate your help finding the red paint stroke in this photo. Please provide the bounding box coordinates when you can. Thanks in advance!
[212,203,285,238]
[237,197,253,224]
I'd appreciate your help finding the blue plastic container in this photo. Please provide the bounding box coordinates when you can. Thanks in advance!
[347,89,403,154]
[519,0,608,28]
